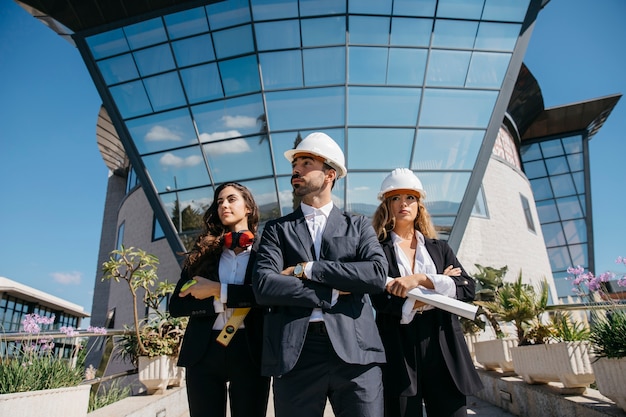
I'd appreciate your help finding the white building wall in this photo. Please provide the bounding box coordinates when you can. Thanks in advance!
[457,153,558,303]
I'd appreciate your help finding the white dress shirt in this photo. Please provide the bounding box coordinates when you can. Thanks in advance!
[212,245,251,330]
[391,230,456,324]
[301,202,339,321]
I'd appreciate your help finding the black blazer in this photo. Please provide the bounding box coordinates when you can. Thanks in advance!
[169,250,264,368]
[371,235,483,396]
[252,206,388,376]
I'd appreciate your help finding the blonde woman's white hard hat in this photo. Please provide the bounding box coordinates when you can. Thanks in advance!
[378,168,426,200]
[284,132,347,179]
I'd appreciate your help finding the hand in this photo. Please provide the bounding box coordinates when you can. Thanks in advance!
[443,265,462,277]
[281,266,296,276]
[179,276,221,300]
[413,300,428,310]
[386,276,420,298]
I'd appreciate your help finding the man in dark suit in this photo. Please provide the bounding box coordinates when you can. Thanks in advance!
[253,132,388,417]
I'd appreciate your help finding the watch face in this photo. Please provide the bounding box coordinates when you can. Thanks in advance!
[294,264,303,276]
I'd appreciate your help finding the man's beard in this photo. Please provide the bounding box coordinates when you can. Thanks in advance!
[292,173,324,196]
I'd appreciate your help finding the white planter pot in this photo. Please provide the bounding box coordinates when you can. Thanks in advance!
[138,355,173,395]
[511,341,595,394]
[590,356,626,411]
[474,338,517,372]
[0,384,91,417]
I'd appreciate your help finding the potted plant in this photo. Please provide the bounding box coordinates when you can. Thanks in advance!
[102,246,188,394]
[568,258,626,410]
[0,313,106,417]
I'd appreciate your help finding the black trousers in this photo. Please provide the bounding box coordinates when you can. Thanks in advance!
[185,329,270,417]
[384,310,467,417]
[273,322,383,417]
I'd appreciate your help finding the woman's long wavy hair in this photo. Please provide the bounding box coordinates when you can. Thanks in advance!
[372,194,437,241]
[183,182,259,276]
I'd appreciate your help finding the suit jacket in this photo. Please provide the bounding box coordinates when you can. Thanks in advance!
[169,250,264,368]
[252,206,388,376]
[371,235,484,396]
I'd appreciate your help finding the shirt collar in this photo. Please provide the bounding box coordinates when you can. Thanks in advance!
[301,201,333,218]
[390,230,425,245]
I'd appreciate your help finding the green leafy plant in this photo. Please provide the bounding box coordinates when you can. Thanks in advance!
[0,314,106,394]
[102,246,187,364]
[475,271,550,346]
[88,379,131,412]
[549,311,590,342]
[461,264,508,337]
[589,311,626,358]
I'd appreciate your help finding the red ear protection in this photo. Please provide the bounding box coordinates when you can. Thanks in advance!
[223,230,255,249]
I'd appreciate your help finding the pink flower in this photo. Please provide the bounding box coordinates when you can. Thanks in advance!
[60,326,79,337]
[87,326,108,335]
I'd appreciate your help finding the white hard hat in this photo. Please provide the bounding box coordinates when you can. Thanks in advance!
[284,132,347,178]
[378,168,426,200]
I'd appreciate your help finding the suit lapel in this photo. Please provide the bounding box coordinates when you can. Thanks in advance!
[293,208,316,260]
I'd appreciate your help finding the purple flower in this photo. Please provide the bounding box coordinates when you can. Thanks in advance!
[60,326,79,337]
[87,326,108,335]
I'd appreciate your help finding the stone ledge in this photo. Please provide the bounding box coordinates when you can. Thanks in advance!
[88,386,188,417]
[475,368,626,417]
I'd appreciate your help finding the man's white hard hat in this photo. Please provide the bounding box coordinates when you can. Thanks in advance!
[284,132,347,179]
[378,168,426,201]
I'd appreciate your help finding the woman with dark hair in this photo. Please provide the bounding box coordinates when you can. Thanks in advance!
[371,169,483,417]
[169,182,269,417]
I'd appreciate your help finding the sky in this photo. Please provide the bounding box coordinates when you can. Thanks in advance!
[0,0,624,326]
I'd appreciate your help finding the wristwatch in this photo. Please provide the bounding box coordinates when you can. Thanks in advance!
[293,262,306,279]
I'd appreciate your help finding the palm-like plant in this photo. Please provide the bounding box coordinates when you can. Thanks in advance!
[476,271,549,345]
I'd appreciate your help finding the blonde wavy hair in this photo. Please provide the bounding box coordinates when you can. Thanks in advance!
[372,194,437,241]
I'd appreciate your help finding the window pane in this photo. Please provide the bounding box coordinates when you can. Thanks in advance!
[206,0,251,30]
[143,72,186,112]
[562,135,583,153]
[437,0,484,19]
[542,222,566,247]
[87,29,129,59]
[127,108,197,155]
[523,159,546,180]
[219,55,261,96]
[475,22,521,52]
[426,50,471,87]
[346,172,390,216]
[110,81,153,119]
[572,171,585,194]
[349,0,392,15]
[348,87,420,126]
[300,0,346,16]
[255,20,301,51]
[556,196,583,221]
[180,63,223,103]
[266,87,345,131]
[302,16,346,47]
[133,44,175,77]
[482,0,530,22]
[545,156,569,176]
[124,18,167,50]
[392,0,436,17]
[432,20,478,49]
[142,146,210,192]
[164,7,208,39]
[412,129,483,170]
[260,50,303,90]
[418,172,471,216]
[251,0,299,21]
[529,177,552,201]
[347,128,414,169]
[388,48,427,85]
[540,139,564,158]
[547,246,571,272]
[303,47,345,86]
[466,51,511,88]
[349,16,390,45]
[349,47,388,84]
[213,25,254,59]
[390,17,432,46]
[563,219,586,245]
[567,153,583,172]
[98,54,138,85]
[419,89,497,128]
[203,135,273,183]
[520,142,542,162]
[550,174,575,198]
[172,34,215,67]
[193,94,265,139]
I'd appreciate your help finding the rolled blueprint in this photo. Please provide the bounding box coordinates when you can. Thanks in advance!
[385,278,479,320]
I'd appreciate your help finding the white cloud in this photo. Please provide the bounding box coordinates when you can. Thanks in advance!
[199,131,252,155]
[160,152,203,168]
[222,115,257,129]
[353,186,370,191]
[51,271,82,285]
[145,125,183,142]
[199,130,242,141]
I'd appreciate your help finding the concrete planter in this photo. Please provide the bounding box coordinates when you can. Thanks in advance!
[590,356,626,411]
[138,355,184,394]
[0,384,91,417]
[511,341,595,394]
[474,338,517,372]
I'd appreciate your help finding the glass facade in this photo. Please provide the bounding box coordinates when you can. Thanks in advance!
[77,0,535,251]
[520,133,591,301]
